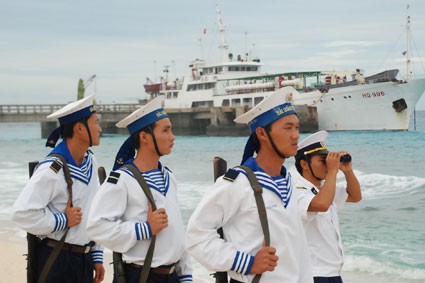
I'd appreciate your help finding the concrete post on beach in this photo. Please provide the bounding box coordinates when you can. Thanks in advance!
[206,106,250,136]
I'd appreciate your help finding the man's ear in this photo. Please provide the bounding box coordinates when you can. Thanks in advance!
[300,159,309,171]
[139,131,150,145]
[73,122,84,134]
[255,127,267,142]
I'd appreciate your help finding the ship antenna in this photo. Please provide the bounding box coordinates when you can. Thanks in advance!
[216,4,229,62]
[405,4,411,80]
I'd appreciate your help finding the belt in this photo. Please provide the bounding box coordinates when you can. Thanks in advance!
[129,263,176,275]
[43,238,93,254]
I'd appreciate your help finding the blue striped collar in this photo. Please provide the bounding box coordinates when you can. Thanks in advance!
[237,157,293,207]
[40,140,94,185]
[121,160,170,196]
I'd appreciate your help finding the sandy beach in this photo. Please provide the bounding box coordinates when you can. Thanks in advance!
[1,239,423,283]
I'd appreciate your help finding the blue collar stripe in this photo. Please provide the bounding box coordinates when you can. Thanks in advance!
[128,108,168,134]
[248,102,296,133]
[58,105,96,125]
[120,161,170,196]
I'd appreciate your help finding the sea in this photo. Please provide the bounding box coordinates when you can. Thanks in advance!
[1,111,425,283]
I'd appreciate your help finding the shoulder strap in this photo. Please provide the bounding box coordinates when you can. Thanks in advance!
[123,164,157,210]
[238,165,270,283]
[38,154,73,283]
[50,154,73,204]
[123,164,156,283]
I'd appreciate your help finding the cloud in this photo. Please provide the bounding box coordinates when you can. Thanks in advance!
[324,41,381,48]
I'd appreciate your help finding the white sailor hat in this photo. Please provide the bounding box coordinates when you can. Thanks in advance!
[45,94,97,148]
[47,94,96,125]
[116,96,168,134]
[296,130,329,160]
[113,96,169,170]
[234,86,297,133]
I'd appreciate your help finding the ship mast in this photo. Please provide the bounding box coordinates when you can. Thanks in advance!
[216,5,229,62]
[405,5,412,80]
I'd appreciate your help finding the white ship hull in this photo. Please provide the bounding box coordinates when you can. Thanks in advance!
[293,78,425,131]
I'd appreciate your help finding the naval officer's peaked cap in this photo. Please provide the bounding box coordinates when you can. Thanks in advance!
[234,86,297,133]
[45,94,97,148]
[296,130,330,161]
[116,96,168,135]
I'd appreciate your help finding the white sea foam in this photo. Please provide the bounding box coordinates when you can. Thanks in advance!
[338,170,425,199]
[344,254,425,280]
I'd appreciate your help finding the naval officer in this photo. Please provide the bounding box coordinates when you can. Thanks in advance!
[185,87,313,283]
[87,96,192,283]
[294,131,362,283]
[11,94,105,283]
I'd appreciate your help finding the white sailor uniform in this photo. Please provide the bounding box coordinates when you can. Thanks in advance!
[11,140,104,263]
[87,160,192,282]
[186,157,313,283]
[296,175,348,277]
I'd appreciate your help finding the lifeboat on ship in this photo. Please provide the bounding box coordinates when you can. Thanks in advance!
[143,83,162,93]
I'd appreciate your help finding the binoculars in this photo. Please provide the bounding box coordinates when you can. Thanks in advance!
[340,154,352,163]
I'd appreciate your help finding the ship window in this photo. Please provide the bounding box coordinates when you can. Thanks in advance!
[241,66,246,71]
[243,98,252,107]
[167,92,172,99]
[254,97,264,105]
[222,99,230,106]
[232,98,241,106]
[173,92,178,99]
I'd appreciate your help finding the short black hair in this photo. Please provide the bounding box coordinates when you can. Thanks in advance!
[295,155,305,175]
[61,116,90,139]
[131,123,156,150]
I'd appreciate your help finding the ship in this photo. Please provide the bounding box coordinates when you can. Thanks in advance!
[144,6,425,132]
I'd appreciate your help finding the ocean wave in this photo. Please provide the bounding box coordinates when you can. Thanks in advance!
[338,170,425,199]
[344,254,425,280]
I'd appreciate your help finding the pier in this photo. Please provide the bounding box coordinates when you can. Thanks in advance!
[0,103,318,137]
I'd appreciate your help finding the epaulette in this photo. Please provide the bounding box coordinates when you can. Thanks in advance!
[164,166,172,173]
[311,188,318,195]
[223,168,240,182]
[50,159,63,174]
[87,149,94,154]
[107,171,120,184]
[296,186,307,190]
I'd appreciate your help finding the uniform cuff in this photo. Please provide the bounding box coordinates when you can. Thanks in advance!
[231,251,255,275]
[91,249,104,264]
[52,212,68,232]
[179,274,193,282]
[135,221,152,240]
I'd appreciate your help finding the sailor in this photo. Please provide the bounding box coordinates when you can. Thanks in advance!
[86,96,193,283]
[11,94,105,283]
[185,87,313,283]
[294,131,362,283]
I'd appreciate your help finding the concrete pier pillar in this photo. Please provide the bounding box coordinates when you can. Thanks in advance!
[41,121,58,139]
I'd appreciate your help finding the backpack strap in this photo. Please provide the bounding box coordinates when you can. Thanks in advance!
[38,153,73,283]
[238,165,270,283]
[123,164,157,283]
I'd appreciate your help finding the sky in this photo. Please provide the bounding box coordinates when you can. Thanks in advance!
[2,0,425,109]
